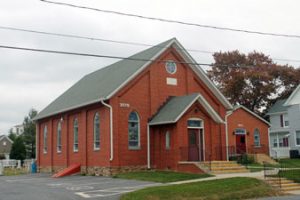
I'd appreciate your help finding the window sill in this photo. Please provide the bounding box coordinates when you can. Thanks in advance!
[73,150,79,153]
[128,147,141,150]
[57,151,62,154]
[254,146,261,148]
[94,148,100,151]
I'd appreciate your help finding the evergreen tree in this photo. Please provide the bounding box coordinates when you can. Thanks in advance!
[10,136,26,161]
[23,109,38,159]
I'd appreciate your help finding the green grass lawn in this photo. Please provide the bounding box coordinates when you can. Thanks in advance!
[114,171,212,183]
[121,177,280,200]
[278,158,300,168]
[3,168,28,176]
[278,169,300,183]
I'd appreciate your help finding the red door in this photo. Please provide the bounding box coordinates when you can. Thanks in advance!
[188,129,199,161]
[236,135,246,154]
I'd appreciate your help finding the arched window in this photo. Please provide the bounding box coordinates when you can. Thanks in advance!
[128,111,140,149]
[43,125,47,154]
[73,118,79,152]
[94,113,100,150]
[57,121,62,153]
[254,128,260,147]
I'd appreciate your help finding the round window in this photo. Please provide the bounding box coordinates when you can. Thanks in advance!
[165,60,177,74]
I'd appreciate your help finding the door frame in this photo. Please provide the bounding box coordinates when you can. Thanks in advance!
[235,128,247,154]
[187,118,205,161]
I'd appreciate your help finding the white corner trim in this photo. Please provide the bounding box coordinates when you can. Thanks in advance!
[284,84,300,106]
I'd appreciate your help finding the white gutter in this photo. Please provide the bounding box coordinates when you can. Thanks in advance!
[225,111,233,161]
[147,124,150,169]
[101,99,114,161]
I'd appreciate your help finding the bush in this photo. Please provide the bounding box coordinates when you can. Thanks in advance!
[239,154,255,165]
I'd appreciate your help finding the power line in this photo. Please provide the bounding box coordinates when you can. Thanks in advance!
[0,26,212,54]
[1,25,300,63]
[0,44,214,66]
[40,0,300,39]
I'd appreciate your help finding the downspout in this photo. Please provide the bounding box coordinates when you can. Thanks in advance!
[225,111,233,161]
[101,99,114,161]
[147,124,150,169]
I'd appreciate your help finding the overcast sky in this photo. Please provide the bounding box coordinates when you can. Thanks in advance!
[1,0,300,134]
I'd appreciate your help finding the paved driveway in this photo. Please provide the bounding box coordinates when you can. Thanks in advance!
[0,174,159,200]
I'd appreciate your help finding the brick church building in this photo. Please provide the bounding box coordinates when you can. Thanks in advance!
[34,38,269,175]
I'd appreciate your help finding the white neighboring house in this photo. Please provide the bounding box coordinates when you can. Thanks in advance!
[0,135,13,160]
[267,84,300,158]
[11,124,24,136]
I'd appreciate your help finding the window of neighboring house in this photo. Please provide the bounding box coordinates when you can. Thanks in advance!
[284,115,289,127]
[280,114,284,127]
[57,121,62,153]
[128,111,140,149]
[273,138,278,147]
[94,113,100,150]
[43,125,47,153]
[254,128,261,147]
[166,131,170,150]
[283,137,289,147]
[296,131,300,146]
[73,118,79,152]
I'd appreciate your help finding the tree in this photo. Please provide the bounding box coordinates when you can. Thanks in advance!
[10,136,26,161]
[23,109,38,159]
[8,129,17,142]
[208,50,300,114]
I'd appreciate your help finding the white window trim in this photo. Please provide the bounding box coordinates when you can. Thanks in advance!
[128,111,141,150]
[283,115,289,128]
[73,118,79,152]
[254,128,261,147]
[295,130,300,147]
[43,125,48,154]
[57,122,62,153]
[165,131,170,150]
[187,118,203,129]
[93,113,100,151]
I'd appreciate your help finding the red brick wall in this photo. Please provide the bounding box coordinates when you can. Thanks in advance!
[227,108,269,155]
[37,47,228,170]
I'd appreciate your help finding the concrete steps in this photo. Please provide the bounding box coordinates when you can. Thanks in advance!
[266,178,300,192]
[198,161,250,174]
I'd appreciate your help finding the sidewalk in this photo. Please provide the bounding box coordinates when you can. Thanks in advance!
[169,171,264,185]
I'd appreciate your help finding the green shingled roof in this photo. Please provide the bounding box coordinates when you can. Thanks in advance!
[149,93,224,125]
[149,94,200,125]
[34,39,174,120]
[266,99,287,115]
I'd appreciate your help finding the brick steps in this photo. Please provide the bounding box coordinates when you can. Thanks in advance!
[266,178,300,192]
[198,161,250,174]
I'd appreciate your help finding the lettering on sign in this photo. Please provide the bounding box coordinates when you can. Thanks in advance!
[120,103,130,108]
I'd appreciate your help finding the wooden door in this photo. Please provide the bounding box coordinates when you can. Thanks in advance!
[236,135,246,154]
[188,129,199,161]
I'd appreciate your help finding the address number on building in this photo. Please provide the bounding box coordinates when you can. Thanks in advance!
[120,103,130,108]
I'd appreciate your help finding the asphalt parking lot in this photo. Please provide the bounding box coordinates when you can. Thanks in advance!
[0,174,160,200]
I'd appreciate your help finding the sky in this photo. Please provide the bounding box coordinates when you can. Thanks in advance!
[0,0,300,134]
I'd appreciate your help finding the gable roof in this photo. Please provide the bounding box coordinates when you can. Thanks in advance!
[232,105,270,126]
[0,135,13,144]
[266,99,287,115]
[284,84,300,106]
[34,38,232,120]
[149,93,224,125]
